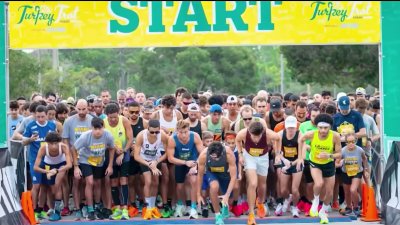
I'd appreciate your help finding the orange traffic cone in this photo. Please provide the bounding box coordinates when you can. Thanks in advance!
[20,191,37,225]
[361,183,368,217]
[361,185,381,222]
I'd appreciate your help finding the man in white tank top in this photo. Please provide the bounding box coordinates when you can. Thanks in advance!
[134,120,169,220]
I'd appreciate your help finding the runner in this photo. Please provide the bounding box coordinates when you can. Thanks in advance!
[134,120,169,220]
[197,142,237,225]
[8,100,23,137]
[232,105,267,133]
[33,132,72,221]
[185,103,207,138]
[100,90,111,105]
[298,113,342,224]
[72,117,115,220]
[167,120,204,218]
[178,92,193,120]
[226,95,240,123]
[235,121,280,225]
[265,99,284,130]
[202,104,231,141]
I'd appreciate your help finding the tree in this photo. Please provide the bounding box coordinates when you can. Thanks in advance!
[280,45,379,88]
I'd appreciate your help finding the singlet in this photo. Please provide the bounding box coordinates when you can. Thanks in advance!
[44,143,66,165]
[281,130,299,161]
[190,120,202,139]
[104,115,127,150]
[269,111,284,131]
[131,117,144,141]
[173,131,198,160]
[244,130,269,157]
[227,112,240,124]
[159,110,177,135]
[310,130,334,164]
[207,117,223,141]
[178,108,189,120]
[206,147,230,180]
[140,130,164,161]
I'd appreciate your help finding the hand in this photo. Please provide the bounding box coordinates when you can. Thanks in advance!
[186,160,196,168]
[74,167,82,179]
[105,166,113,176]
[318,152,330,159]
[219,194,229,207]
[237,172,242,181]
[30,134,39,141]
[364,170,370,179]
[281,157,291,168]
[148,161,157,170]
[274,155,282,165]
[197,194,205,205]
[116,154,124,166]
[116,148,123,155]
[366,140,372,149]
[188,166,197,175]
[46,169,57,179]
[296,159,304,172]
[151,167,162,176]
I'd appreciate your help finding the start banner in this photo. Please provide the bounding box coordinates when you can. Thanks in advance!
[9,1,381,49]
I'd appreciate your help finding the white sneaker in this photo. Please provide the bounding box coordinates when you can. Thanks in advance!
[174,205,184,217]
[291,206,299,218]
[339,202,347,213]
[319,210,329,224]
[184,206,191,216]
[274,203,283,216]
[325,204,332,213]
[309,200,319,217]
[189,208,198,219]
[282,198,291,213]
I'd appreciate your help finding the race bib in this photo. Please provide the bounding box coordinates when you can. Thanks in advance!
[284,146,297,158]
[345,163,359,177]
[144,149,157,157]
[179,152,191,160]
[87,156,102,166]
[249,148,263,157]
[210,166,225,173]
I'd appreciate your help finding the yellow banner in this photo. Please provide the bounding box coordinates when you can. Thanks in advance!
[9,1,381,49]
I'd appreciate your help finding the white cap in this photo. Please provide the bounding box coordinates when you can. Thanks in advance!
[188,103,200,112]
[227,95,238,103]
[336,92,346,101]
[285,116,297,128]
[356,87,366,95]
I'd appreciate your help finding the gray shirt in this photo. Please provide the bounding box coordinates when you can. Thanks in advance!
[341,145,365,175]
[362,114,379,138]
[15,115,35,134]
[62,114,93,146]
[74,130,114,167]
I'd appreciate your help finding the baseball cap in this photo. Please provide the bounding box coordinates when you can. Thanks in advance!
[227,95,238,104]
[356,87,366,95]
[143,101,154,113]
[338,96,350,110]
[155,98,162,107]
[209,104,222,113]
[66,97,75,106]
[188,103,200,112]
[285,116,297,128]
[270,99,282,112]
[336,92,346,101]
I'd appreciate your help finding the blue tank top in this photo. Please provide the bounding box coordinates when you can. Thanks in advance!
[173,132,198,160]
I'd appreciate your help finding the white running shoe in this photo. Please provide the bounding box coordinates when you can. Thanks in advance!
[282,198,291,213]
[174,205,184,218]
[274,203,283,216]
[189,208,198,219]
[291,206,299,218]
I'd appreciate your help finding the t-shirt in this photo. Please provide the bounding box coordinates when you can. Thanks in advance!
[62,114,93,146]
[8,114,23,137]
[74,130,115,167]
[15,116,35,134]
[23,120,56,163]
[299,121,318,160]
[333,110,365,147]
[341,145,364,176]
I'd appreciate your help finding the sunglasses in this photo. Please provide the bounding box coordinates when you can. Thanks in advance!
[129,111,140,115]
[182,102,192,105]
[347,140,356,144]
[149,131,160,134]
[243,117,252,121]
[228,103,237,106]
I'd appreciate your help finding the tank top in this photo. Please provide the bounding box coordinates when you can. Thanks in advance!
[281,130,299,161]
[178,108,189,120]
[206,147,230,180]
[244,130,269,157]
[44,143,66,165]
[140,130,163,161]
[159,110,177,135]
[310,130,334,164]
[104,115,127,150]
[190,120,202,139]
[269,111,283,130]
[173,132,197,160]
[207,117,223,141]
[131,117,144,140]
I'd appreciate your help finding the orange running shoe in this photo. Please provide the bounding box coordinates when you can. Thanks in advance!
[152,207,161,219]
[143,207,152,220]
[141,207,147,219]
[257,203,266,218]
[331,201,340,211]
[128,206,139,217]
[247,212,257,225]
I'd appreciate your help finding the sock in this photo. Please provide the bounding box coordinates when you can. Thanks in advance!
[95,203,101,210]
[79,203,85,210]
[121,185,129,206]
[191,202,197,209]
[54,200,62,212]
[313,195,320,205]
[215,212,221,216]
[139,199,145,207]
[145,197,152,208]
[277,198,284,204]
[186,200,191,207]
[322,203,329,211]
[167,199,172,208]
[151,197,157,208]
[177,200,183,206]
[111,187,121,206]
[131,202,137,208]
[233,200,238,206]
[35,207,43,213]
[87,205,94,213]
[163,203,169,209]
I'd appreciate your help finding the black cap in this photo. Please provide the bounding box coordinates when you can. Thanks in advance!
[270,100,282,112]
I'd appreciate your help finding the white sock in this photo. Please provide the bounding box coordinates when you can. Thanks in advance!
[145,197,152,208]
[313,195,320,205]
[322,203,330,211]
[151,197,157,208]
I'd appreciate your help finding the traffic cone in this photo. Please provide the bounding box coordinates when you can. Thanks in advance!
[361,185,381,222]
[20,191,37,225]
[361,183,368,217]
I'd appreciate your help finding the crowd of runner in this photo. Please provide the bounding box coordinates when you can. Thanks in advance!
[8,87,381,225]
